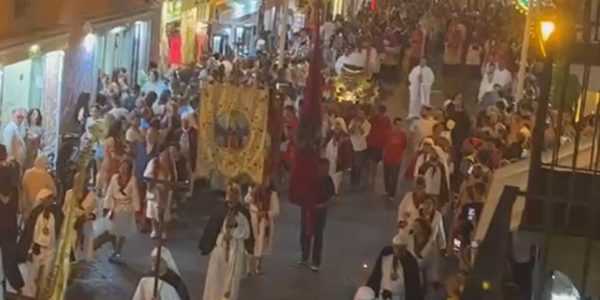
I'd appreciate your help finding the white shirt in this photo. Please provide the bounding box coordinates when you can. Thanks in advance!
[478,73,497,101]
[348,119,371,151]
[494,68,512,90]
[2,121,25,164]
[108,107,129,121]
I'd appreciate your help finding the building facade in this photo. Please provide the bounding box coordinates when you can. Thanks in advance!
[0,0,160,164]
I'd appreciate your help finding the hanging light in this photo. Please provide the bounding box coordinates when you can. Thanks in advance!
[29,44,41,56]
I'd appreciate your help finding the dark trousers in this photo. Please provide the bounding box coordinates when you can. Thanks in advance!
[351,150,367,186]
[300,207,328,267]
[383,163,401,197]
[0,228,24,291]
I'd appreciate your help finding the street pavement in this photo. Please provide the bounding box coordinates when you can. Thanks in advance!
[64,64,480,300]
[66,186,399,300]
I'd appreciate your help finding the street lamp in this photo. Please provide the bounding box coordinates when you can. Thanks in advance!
[539,20,556,57]
[540,20,555,42]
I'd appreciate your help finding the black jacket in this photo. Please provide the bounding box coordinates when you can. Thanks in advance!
[17,204,64,263]
[366,246,424,300]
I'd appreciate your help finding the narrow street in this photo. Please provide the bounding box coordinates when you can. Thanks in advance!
[66,66,480,300]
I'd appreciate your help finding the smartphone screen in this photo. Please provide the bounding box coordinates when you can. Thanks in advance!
[468,208,476,221]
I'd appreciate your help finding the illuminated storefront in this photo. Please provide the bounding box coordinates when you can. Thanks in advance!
[0,31,67,161]
[86,17,152,88]
[160,0,211,69]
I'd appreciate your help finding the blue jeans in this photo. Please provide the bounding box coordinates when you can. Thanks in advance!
[300,207,328,267]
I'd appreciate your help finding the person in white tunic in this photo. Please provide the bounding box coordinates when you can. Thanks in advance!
[244,183,280,274]
[202,182,251,300]
[144,145,176,239]
[397,177,427,234]
[324,118,352,194]
[63,172,97,262]
[105,160,140,264]
[17,188,62,298]
[132,246,190,300]
[414,196,446,287]
[408,58,435,119]
[365,233,423,300]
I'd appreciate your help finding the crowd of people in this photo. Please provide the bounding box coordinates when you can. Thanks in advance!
[0,0,585,299]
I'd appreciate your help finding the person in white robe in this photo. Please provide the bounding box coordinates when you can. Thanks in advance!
[412,138,435,179]
[132,246,189,300]
[20,156,56,220]
[63,172,97,262]
[244,184,280,274]
[397,177,427,234]
[408,58,435,119]
[105,160,140,264]
[478,64,498,102]
[203,182,251,300]
[365,233,423,300]
[324,118,351,194]
[414,196,446,286]
[144,146,176,239]
[17,188,62,298]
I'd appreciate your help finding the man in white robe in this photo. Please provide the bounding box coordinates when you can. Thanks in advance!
[408,58,435,119]
[132,246,189,300]
[17,188,62,298]
[201,182,251,300]
[365,233,423,300]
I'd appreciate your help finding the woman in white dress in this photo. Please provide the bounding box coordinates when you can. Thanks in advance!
[144,145,176,239]
[105,159,140,264]
[244,183,280,274]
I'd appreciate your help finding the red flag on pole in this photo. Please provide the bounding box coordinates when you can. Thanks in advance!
[288,5,322,234]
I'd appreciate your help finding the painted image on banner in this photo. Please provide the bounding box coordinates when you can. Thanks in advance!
[215,110,250,151]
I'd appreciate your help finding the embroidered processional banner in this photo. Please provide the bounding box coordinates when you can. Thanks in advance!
[197,84,270,184]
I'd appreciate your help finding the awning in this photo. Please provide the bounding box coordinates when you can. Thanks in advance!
[0,27,69,66]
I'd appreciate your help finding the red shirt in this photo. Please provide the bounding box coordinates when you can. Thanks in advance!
[383,130,407,165]
[367,114,392,149]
